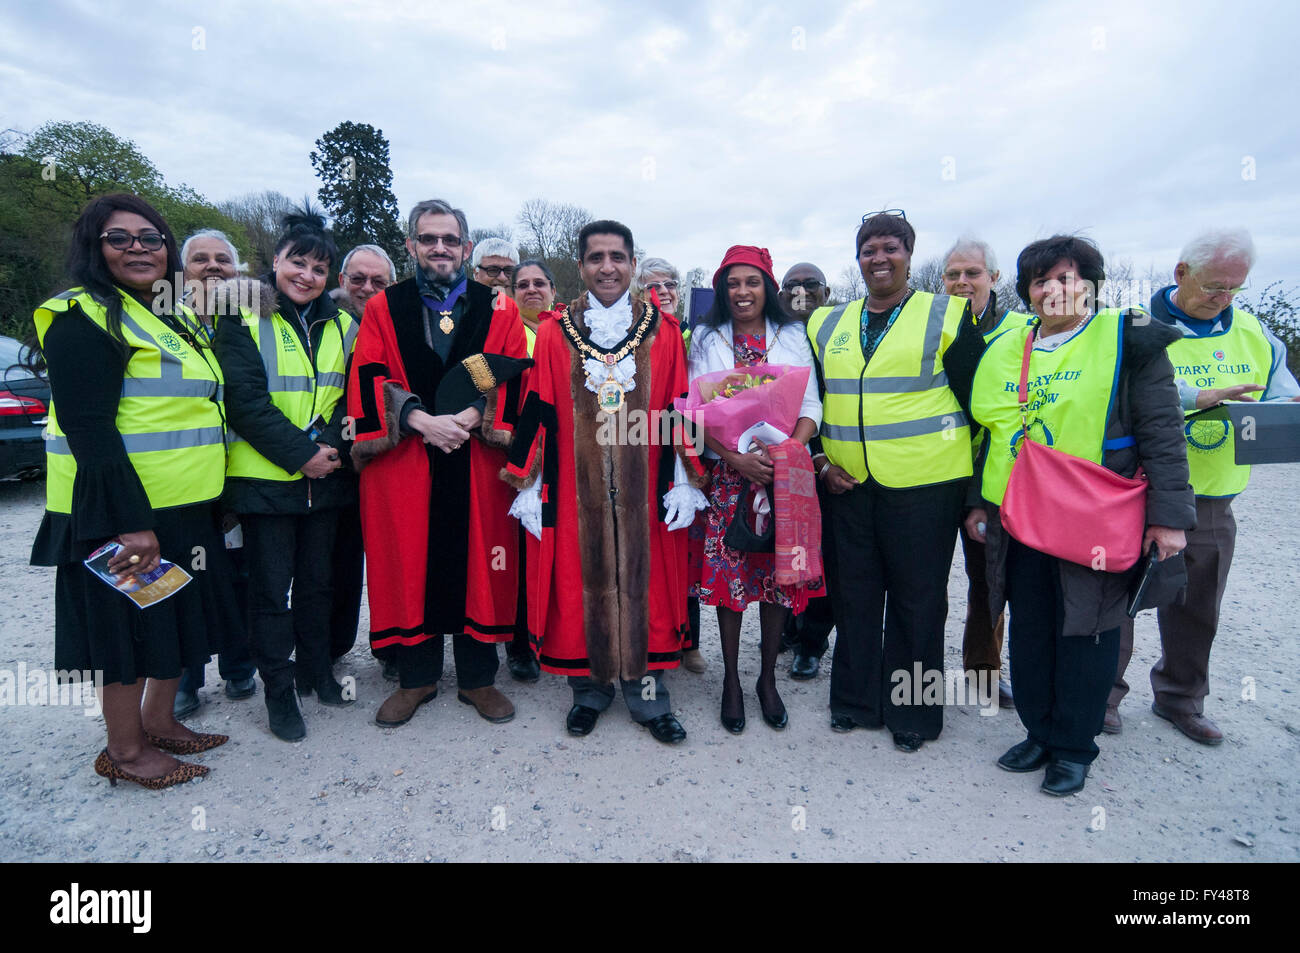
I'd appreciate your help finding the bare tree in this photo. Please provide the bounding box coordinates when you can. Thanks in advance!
[470,222,514,246]
[218,190,296,274]
[832,264,864,304]
[515,199,593,301]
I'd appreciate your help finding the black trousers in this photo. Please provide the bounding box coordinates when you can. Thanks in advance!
[329,502,364,662]
[1005,538,1120,765]
[827,478,963,738]
[243,509,339,696]
[398,633,499,691]
[509,524,530,659]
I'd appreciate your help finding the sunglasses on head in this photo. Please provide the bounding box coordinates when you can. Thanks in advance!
[860,209,907,223]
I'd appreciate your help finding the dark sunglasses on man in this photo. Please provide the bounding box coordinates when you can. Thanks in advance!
[477,264,514,278]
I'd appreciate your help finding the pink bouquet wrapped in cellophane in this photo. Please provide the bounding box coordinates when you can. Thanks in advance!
[674,364,811,451]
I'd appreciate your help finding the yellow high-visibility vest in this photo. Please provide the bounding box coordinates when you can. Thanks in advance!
[34,289,227,513]
[807,291,972,487]
[972,309,1126,506]
[1167,307,1274,498]
[224,303,358,481]
[972,308,1035,460]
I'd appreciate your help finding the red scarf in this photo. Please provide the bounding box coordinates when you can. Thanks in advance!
[768,438,823,586]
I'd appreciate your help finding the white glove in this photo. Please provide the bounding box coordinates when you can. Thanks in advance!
[663,484,707,531]
[509,479,543,540]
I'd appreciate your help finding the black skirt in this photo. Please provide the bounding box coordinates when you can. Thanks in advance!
[38,502,245,686]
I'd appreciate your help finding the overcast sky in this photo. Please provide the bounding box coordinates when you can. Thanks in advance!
[3,0,1298,295]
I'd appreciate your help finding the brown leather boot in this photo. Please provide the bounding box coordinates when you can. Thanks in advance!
[375,686,438,728]
[682,649,708,673]
[457,685,515,723]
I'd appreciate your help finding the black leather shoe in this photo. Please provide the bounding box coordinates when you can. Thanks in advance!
[997,738,1050,772]
[720,692,745,734]
[1041,760,1089,796]
[790,650,820,680]
[225,676,257,700]
[314,672,354,707]
[893,731,924,752]
[566,704,600,736]
[506,651,540,683]
[173,689,200,719]
[830,714,857,733]
[638,713,687,744]
[757,680,787,730]
[381,659,400,683]
[266,688,306,742]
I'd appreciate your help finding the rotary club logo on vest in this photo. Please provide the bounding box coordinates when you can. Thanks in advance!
[1186,418,1229,452]
[156,331,186,354]
[278,324,298,352]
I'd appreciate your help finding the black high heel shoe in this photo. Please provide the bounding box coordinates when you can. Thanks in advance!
[720,684,745,734]
[756,679,787,730]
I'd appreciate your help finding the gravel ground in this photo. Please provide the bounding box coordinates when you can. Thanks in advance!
[0,465,1296,863]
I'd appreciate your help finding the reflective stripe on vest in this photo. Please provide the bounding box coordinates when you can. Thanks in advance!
[34,289,226,513]
[224,305,356,481]
[1167,307,1274,498]
[972,309,1124,506]
[807,291,972,487]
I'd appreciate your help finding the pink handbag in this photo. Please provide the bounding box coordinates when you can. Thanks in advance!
[1000,331,1147,572]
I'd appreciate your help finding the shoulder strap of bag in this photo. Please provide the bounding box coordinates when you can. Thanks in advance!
[1017,328,1035,439]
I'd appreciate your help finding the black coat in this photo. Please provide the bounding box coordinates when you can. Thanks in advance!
[214,280,357,515]
[979,311,1197,636]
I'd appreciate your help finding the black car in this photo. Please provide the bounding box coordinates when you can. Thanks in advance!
[0,335,49,480]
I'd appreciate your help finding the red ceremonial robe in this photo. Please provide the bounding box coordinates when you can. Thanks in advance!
[348,277,527,651]
[504,294,707,682]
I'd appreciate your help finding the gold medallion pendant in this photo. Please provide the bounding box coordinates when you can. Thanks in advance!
[597,376,625,414]
[439,311,455,334]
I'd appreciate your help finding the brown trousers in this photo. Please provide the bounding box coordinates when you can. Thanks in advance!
[1111,496,1235,715]
[960,528,1005,673]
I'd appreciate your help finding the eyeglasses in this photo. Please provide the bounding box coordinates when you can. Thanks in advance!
[477,264,514,278]
[345,273,389,290]
[943,268,987,281]
[415,232,463,249]
[861,209,907,223]
[515,278,552,291]
[101,229,165,251]
[1198,283,1248,297]
[782,278,825,292]
[644,280,679,293]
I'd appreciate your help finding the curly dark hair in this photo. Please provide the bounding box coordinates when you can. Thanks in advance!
[1015,235,1105,309]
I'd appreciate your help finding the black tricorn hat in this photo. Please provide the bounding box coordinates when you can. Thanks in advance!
[434,353,533,415]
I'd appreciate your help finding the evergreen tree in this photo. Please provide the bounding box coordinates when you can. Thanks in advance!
[309,121,404,269]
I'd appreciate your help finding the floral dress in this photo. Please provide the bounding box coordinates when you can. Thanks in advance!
[695,332,809,614]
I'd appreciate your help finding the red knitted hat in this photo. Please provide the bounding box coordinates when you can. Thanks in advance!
[712,245,776,291]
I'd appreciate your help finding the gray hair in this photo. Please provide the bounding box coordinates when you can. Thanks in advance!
[635,256,680,285]
[942,236,998,275]
[181,228,242,271]
[1178,228,1256,273]
[472,238,520,267]
[340,244,396,281]
[407,199,469,243]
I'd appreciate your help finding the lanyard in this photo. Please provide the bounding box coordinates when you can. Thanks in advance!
[860,291,911,361]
